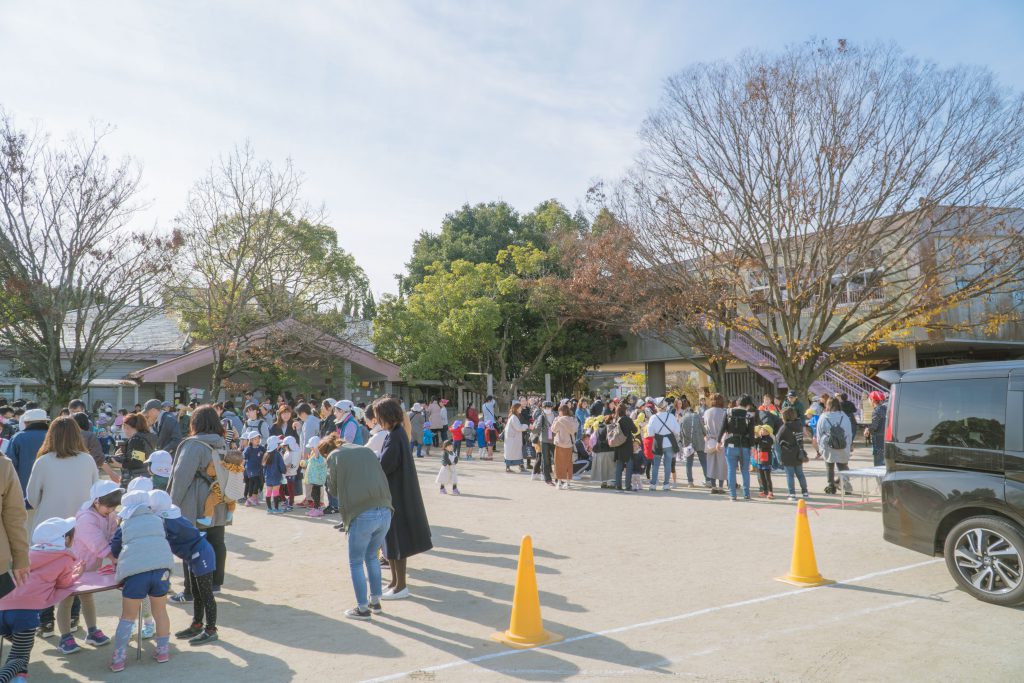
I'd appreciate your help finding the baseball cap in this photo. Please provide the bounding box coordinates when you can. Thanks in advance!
[542,400,554,408]
[31,517,76,550]
[145,450,173,477]
[142,399,163,412]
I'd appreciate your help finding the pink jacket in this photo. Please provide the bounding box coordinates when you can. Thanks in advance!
[73,507,118,572]
[0,549,77,610]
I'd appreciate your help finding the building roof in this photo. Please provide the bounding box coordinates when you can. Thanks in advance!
[64,307,189,354]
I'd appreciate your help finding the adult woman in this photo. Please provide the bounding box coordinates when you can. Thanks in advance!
[612,403,636,492]
[720,395,758,501]
[168,405,231,608]
[26,416,98,532]
[376,397,432,600]
[408,404,425,458]
[502,404,529,473]
[115,413,156,488]
[242,402,269,442]
[425,398,443,450]
[269,404,299,442]
[364,403,387,456]
[776,408,809,499]
[678,398,707,488]
[0,454,29,590]
[817,397,854,495]
[702,393,728,494]
[177,404,191,438]
[550,404,578,490]
[647,399,680,491]
[590,414,615,488]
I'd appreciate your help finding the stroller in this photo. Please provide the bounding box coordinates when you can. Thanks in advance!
[571,438,592,480]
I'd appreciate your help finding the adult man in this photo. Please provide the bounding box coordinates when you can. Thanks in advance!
[7,408,48,497]
[839,393,859,439]
[296,403,321,455]
[532,400,555,486]
[781,390,806,424]
[144,399,182,453]
[325,439,393,619]
[481,395,496,425]
[864,391,888,467]
[589,396,604,417]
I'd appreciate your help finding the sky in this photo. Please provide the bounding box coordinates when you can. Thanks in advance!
[3,0,1023,296]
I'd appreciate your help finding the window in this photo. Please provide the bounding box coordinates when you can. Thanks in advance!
[895,378,1006,451]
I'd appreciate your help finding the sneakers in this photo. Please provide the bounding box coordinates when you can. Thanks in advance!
[86,628,110,646]
[109,648,126,672]
[802,491,810,498]
[154,644,170,663]
[58,635,81,654]
[345,607,372,620]
[196,516,213,526]
[308,508,324,517]
[439,487,447,495]
[767,493,775,500]
[662,484,670,491]
[189,629,218,645]
[368,601,383,615]
[37,622,55,638]
[758,492,768,498]
[175,623,203,640]
[170,592,193,604]
[380,587,410,601]
[140,620,156,639]
[70,616,80,633]
[452,487,461,496]
[787,495,797,501]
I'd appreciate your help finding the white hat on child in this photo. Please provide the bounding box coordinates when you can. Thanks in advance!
[126,477,153,493]
[306,436,320,450]
[31,517,76,551]
[266,435,281,451]
[118,489,152,521]
[80,479,124,511]
[282,435,299,451]
[145,450,173,478]
[148,490,181,519]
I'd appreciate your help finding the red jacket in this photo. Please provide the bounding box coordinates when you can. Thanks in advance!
[0,549,77,610]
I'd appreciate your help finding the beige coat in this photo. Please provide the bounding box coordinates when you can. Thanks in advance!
[0,457,28,572]
[26,452,98,533]
[550,416,578,448]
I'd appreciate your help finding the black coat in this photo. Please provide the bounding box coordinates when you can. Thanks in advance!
[613,415,635,463]
[380,426,433,560]
[776,420,806,467]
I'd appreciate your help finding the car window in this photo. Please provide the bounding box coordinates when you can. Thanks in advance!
[895,378,1006,450]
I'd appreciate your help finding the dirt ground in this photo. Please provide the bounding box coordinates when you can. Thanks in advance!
[30,446,1024,682]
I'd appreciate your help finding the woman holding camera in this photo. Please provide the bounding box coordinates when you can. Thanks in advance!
[115,413,156,488]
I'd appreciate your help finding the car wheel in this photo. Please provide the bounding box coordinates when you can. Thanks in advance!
[943,515,1024,606]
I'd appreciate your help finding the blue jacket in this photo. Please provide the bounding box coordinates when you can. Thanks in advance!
[7,424,47,498]
[243,445,265,477]
[162,516,215,577]
[263,449,286,486]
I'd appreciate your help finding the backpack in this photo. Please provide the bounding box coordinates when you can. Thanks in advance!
[822,416,847,451]
[357,423,371,446]
[606,419,627,448]
[727,411,750,438]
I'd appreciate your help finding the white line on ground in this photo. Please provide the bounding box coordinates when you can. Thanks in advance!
[359,558,942,683]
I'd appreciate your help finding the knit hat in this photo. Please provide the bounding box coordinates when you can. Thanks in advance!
[80,480,124,511]
[266,435,281,451]
[148,490,181,519]
[127,477,153,493]
[31,517,76,552]
[145,450,173,478]
[118,490,151,521]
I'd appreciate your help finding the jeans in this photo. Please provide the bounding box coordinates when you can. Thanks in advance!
[534,442,554,482]
[686,451,707,484]
[872,435,884,467]
[412,440,422,458]
[347,507,392,609]
[614,458,634,490]
[650,448,673,487]
[785,465,808,495]
[724,446,751,498]
[771,444,784,470]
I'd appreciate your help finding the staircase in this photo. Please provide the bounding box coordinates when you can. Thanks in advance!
[727,335,886,409]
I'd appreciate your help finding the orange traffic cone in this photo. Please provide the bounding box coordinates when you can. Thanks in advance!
[492,535,563,649]
[775,500,834,587]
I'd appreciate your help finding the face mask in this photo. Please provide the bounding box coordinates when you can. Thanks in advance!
[544,408,552,416]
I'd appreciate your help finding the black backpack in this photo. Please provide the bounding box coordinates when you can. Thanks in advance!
[822,415,848,450]
[727,411,750,437]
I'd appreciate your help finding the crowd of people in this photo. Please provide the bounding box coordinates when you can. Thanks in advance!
[0,385,888,679]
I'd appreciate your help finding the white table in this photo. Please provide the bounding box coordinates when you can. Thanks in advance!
[838,466,886,509]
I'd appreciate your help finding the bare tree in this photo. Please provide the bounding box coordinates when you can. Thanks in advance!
[620,40,1024,398]
[0,112,178,412]
[173,143,369,396]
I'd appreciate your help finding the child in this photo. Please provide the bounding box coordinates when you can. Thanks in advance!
[806,408,821,460]
[196,448,244,526]
[145,450,173,491]
[263,435,287,514]
[281,435,300,511]
[754,425,775,499]
[0,517,81,681]
[450,420,464,461]
[242,431,265,507]
[56,481,122,653]
[461,420,475,460]
[303,436,328,517]
[108,490,175,672]
[436,440,460,495]
[148,490,219,645]
[422,420,433,456]
[476,419,487,459]
[485,419,497,462]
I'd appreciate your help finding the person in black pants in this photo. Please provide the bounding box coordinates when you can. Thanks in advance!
[611,405,636,491]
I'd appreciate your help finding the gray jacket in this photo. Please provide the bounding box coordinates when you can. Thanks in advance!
[409,412,425,442]
[168,433,232,527]
[680,410,705,449]
[114,508,174,582]
[154,411,182,454]
[533,410,554,444]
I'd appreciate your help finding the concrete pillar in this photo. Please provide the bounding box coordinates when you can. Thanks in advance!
[13,384,21,400]
[646,361,667,397]
[116,385,123,412]
[544,374,552,401]
[164,382,174,404]
[383,380,393,397]
[133,384,139,408]
[898,346,918,371]
[457,386,465,415]
[487,374,493,398]
[342,361,353,401]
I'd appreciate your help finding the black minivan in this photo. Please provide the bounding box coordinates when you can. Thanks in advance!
[879,361,1024,606]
